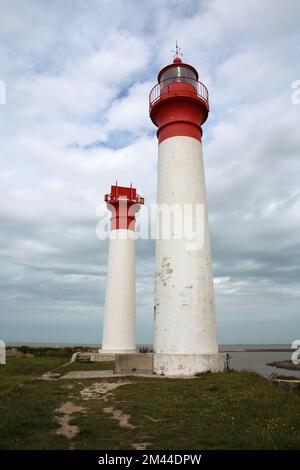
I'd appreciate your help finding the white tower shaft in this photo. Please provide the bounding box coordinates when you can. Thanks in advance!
[154,136,217,353]
[102,230,136,353]
[153,136,224,375]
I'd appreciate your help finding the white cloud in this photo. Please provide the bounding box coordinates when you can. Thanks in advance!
[105,81,153,133]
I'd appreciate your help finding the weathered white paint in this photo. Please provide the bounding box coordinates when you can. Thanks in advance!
[154,135,224,375]
[0,340,6,365]
[101,229,136,354]
[154,353,227,376]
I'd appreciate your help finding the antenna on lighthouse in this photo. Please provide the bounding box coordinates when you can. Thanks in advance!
[171,41,183,60]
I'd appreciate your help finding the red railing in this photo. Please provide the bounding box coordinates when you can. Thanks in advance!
[149,77,209,111]
[105,193,144,205]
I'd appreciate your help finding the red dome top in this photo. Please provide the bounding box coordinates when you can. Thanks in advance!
[173,56,182,64]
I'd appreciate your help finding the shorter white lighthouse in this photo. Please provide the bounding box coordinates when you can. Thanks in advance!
[101,184,144,354]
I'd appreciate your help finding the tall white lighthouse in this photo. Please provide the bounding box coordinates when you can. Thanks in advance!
[101,184,144,354]
[149,47,226,375]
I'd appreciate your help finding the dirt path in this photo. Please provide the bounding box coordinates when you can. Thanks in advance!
[53,401,86,446]
[52,379,152,450]
[80,380,131,401]
[103,406,136,429]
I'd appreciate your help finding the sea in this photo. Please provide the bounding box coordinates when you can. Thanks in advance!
[219,344,300,378]
[6,342,300,378]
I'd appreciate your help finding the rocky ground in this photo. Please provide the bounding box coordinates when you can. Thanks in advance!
[267,360,300,371]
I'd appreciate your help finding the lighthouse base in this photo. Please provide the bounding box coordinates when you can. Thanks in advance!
[153,353,228,376]
[99,348,137,354]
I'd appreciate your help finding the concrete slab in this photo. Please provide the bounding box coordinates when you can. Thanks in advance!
[60,370,118,379]
[93,353,115,362]
[58,369,200,380]
[115,353,153,374]
[70,352,115,363]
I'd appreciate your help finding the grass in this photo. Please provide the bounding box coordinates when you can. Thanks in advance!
[0,357,69,449]
[1,356,300,450]
[0,357,67,392]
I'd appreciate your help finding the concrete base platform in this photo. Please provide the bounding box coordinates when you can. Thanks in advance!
[58,370,199,380]
[153,353,228,376]
[60,370,120,380]
[99,349,137,354]
[71,352,115,363]
[115,353,154,375]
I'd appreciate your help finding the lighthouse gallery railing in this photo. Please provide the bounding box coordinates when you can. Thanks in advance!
[149,77,209,110]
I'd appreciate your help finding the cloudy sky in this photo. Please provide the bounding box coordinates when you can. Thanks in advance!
[0,0,299,345]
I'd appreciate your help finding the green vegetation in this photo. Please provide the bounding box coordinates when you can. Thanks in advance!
[12,345,84,358]
[0,354,300,450]
[0,357,67,392]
